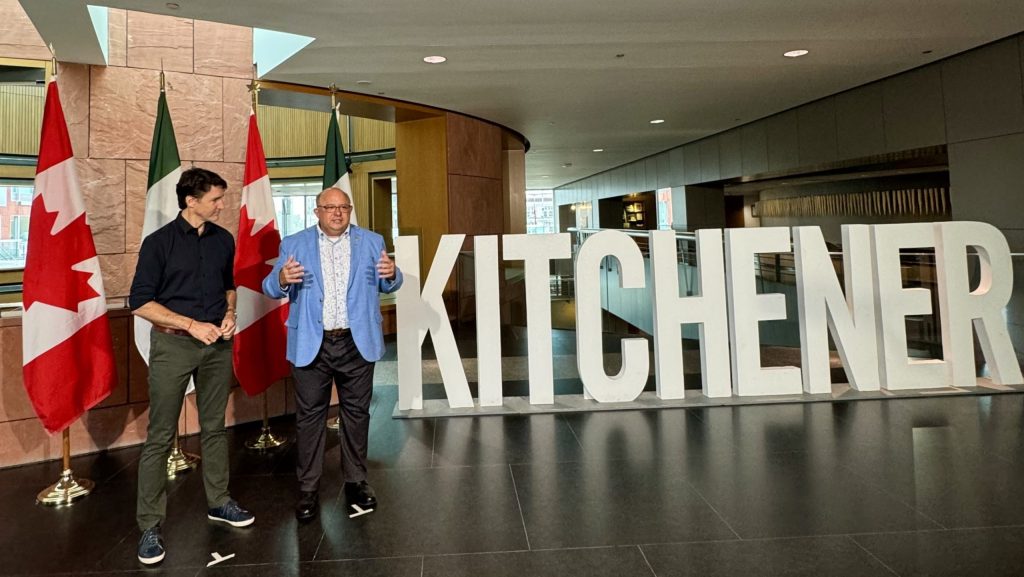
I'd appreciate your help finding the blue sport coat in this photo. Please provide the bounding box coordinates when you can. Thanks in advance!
[262,224,403,368]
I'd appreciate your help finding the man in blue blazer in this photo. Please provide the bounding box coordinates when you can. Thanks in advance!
[263,187,402,522]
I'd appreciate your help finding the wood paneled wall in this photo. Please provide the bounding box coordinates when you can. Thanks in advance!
[256,105,337,158]
[503,149,526,235]
[0,84,43,155]
[353,117,395,152]
[395,115,448,275]
[446,113,504,249]
[255,107,395,159]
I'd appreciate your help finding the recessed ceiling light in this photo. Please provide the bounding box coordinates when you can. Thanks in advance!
[356,80,372,85]
[423,55,447,64]
[539,175,550,178]
[593,148,604,152]
[649,119,665,124]
[783,49,809,58]
[165,2,179,9]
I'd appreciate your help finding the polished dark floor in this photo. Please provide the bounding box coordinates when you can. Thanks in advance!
[5,329,1024,575]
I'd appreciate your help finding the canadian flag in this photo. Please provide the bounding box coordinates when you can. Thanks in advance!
[233,108,289,395]
[22,79,116,434]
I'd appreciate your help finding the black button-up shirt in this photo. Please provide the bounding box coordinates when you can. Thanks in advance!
[129,213,235,323]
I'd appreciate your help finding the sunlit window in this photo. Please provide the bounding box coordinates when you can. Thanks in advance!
[0,182,32,270]
[270,180,321,238]
[526,189,555,234]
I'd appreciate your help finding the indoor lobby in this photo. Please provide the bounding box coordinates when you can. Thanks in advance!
[2,1,1024,576]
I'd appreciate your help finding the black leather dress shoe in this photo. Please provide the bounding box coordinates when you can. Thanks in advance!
[344,481,378,509]
[295,490,319,522]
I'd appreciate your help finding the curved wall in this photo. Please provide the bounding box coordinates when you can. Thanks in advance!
[0,0,526,468]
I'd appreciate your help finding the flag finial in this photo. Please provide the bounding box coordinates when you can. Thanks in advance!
[329,83,338,110]
[248,63,261,109]
[48,43,56,79]
[159,59,166,92]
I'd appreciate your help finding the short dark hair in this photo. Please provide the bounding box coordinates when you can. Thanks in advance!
[176,168,227,209]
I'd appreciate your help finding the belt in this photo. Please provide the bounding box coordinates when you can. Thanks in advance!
[153,325,191,337]
[323,328,351,338]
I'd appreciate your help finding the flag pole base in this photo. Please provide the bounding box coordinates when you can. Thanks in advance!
[37,469,93,506]
[245,426,288,452]
[167,447,200,477]
[327,416,340,431]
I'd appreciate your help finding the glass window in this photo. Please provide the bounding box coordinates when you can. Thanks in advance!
[0,181,32,270]
[270,180,322,238]
[526,189,555,234]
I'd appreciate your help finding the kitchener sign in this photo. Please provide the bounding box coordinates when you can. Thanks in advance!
[393,222,1023,411]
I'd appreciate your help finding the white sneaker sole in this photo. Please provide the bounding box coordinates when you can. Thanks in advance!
[137,551,165,565]
[207,514,255,527]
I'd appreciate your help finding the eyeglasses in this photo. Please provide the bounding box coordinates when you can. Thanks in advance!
[317,204,353,213]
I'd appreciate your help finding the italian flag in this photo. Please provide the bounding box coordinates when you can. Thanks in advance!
[133,90,183,366]
[323,108,356,225]
[233,108,289,395]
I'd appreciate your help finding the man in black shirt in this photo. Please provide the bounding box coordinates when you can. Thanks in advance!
[129,168,253,565]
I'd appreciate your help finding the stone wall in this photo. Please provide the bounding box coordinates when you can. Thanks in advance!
[0,1,291,468]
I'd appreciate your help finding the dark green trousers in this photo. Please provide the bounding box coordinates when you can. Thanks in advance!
[136,331,233,530]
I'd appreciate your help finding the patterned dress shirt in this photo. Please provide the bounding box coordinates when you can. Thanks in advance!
[318,227,351,330]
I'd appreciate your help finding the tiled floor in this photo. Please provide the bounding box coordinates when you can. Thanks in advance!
[4,328,1024,576]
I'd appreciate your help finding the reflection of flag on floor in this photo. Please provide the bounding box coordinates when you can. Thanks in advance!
[323,108,357,224]
[134,88,182,371]
[22,79,116,434]
[233,107,289,395]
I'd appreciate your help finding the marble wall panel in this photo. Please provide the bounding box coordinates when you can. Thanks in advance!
[96,315,129,408]
[99,252,138,299]
[91,68,224,162]
[0,0,49,60]
[126,11,193,73]
[71,402,150,457]
[189,161,243,237]
[165,71,224,162]
[107,9,127,67]
[181,381,286,436]
[194,20,252,79]
[128,329,149,404]
[125,160,148,253]
[77,158,126,255]
[58,64,91,159]
[90,66,161,160]
[222,78,251,164]
[0,325,33,422]
[0,417,59,469]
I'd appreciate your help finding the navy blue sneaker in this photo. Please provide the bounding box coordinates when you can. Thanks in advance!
[137,525,165,565]
[207,498,255,527]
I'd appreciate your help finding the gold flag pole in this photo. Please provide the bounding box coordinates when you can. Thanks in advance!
[243,62,287,451]
[158,57,200,477]
[326,82,342,433]
[246,387,288,451]
[167,431,199,476]
[38,429,94,505]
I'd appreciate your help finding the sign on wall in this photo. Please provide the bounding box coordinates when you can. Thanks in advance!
[394,222,1023,411]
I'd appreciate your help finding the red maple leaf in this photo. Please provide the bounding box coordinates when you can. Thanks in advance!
[23,199,101,312]
[234,206,281,291]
